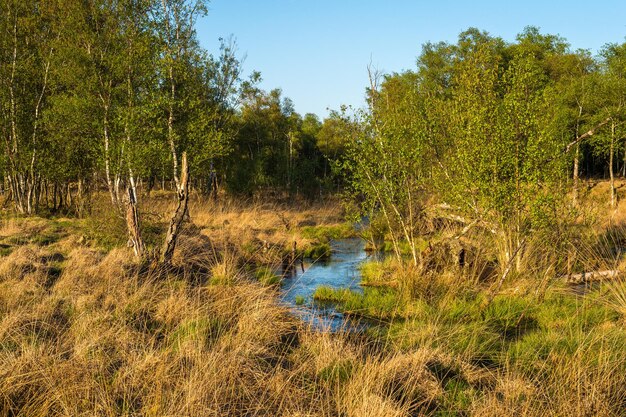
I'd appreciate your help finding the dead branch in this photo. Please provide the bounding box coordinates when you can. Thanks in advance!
[160,152,190,266]
[564,117,611,153]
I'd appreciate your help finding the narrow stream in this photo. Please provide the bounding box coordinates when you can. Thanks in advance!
[280,238,375,331]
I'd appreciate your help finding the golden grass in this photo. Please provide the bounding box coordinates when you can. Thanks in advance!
[1,191,626,416]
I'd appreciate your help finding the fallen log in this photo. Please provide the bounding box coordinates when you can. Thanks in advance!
[564,270,620,283]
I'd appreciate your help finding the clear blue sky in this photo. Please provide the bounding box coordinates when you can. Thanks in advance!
[196,0,626,118]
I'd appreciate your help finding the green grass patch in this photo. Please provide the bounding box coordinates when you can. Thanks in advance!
[0,244,12,256]
[300,223,355,242]
[317,359,355,384]
[82,211,127,250]
[439,377,479,415]
[482,296,538,341]
[374,237,429,255]
[168,317,229,351]
[209,274,236,286]
[313,285,406,320]
[82,207,165,251]
[256,267,281,286]
[359,260,386,285]
[302,242,331,260]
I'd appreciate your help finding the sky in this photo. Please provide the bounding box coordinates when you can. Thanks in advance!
[196,0,626,118]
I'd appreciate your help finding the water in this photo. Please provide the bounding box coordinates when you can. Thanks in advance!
[280,237,374,331]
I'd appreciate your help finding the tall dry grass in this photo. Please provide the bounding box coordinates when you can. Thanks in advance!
[1,188,626,416]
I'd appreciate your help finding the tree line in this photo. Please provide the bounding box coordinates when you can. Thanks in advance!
[3,1,626,268]
[344,27,626,272]
[0,0,346,219]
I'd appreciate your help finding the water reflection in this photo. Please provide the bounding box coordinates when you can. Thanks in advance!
[280,238,377,331]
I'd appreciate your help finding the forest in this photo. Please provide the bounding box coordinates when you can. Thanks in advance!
[2,1,626,416]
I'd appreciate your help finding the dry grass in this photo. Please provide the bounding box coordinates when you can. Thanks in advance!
[1,191,626,416]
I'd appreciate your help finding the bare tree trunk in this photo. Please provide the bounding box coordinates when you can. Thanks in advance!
[58,182,64,210]
[76,177,83,217]
[167,95,179,192]
[622,140,626,177]
[160,152,189,265]
[162,0,181,193]
[126,186,145,258]
[573,144,580,205]
[128,167,138,203]
[66,182,71,211]
[103,103,117,206]
[53,182,57,211]
[26,47,52,215]
[610,121,616,208]
[7,15,24,214]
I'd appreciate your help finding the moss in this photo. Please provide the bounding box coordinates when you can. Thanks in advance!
[295,295,305,305]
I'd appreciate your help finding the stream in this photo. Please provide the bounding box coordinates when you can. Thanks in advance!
[280,237,377,331]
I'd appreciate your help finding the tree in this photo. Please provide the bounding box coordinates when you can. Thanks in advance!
[154,0,208,193]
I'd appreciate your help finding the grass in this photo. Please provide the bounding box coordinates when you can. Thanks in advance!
[314,285,408,320]
[256,266,281,286]
[300,223,355,242]
[1,190,626,416]
[302,241,331,260]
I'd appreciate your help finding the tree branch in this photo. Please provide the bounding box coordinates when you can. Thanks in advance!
[564,117,611,153]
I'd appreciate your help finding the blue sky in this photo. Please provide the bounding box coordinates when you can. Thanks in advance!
[196,0,626,118]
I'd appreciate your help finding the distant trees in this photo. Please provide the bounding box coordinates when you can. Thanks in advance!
[0,0,343,218]
[224,87,330,196]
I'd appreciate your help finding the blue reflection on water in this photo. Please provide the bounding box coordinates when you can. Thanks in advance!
[280,237,377,332]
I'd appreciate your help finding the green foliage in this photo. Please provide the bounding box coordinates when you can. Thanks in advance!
[224,89,331,196]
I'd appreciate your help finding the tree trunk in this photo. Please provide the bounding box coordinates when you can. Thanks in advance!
[103,104,117,206]
[622,140,626,177]
[53,182,58,211]
[610,121,616,208]
[160,152,189,265]
[126,186,145,258]
[573,144,580,205]
[66,182,71,210]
